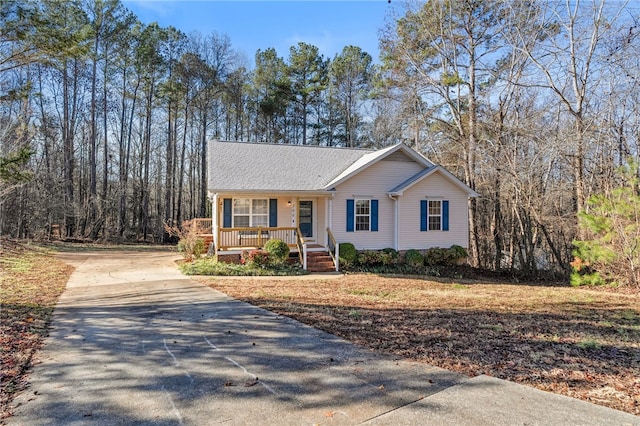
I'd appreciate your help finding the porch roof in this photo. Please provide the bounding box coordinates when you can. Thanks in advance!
[208,141,374,192]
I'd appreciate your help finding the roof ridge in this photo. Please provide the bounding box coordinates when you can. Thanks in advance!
[212,140,376,152]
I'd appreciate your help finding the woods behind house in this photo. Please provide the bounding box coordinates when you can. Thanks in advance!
[1,0,639,279]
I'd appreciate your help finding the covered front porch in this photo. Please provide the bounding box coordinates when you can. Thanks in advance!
[191,193,339,271]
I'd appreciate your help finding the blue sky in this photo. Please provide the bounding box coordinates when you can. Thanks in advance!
[121,1,393,65]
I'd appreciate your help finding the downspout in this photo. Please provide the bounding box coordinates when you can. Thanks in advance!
[388,194,399,251]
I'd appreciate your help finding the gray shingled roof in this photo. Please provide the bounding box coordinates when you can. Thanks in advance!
[388,165,480,197]
[208,141,375,192]
[387,165,438,194]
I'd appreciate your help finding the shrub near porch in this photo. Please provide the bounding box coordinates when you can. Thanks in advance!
[338,244,468,274]
[180,239,305,276]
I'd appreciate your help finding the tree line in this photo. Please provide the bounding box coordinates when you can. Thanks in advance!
[1,0,638,277]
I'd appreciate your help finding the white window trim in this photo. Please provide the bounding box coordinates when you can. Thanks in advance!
[428,199,442,231]
[355,199,371,232]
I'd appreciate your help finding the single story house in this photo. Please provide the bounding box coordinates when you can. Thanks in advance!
[207,140,478,270]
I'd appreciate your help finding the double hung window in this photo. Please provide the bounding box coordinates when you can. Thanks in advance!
[233,198,268,227]
[347,198,378,232]
[428,200,442,231]
[420,199,449,232]
[355,199,370,231]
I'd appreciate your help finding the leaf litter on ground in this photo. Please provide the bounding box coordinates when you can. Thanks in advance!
[197,274,640,415]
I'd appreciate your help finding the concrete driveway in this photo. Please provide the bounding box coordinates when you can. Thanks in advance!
[7,251,639,425]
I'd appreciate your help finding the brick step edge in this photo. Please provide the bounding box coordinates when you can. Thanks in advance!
[307,260,333,264]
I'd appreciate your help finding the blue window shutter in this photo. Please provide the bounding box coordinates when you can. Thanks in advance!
[346,199,354,232]
[223,199,232,228]
[371,200,378,232]
[442,200,449,231]
[420,200,427,231]
[269,199,278,227]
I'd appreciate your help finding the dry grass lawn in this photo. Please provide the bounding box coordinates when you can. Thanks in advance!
[1,242,638,418]
[0,241,73,420]
[196,274,640,415]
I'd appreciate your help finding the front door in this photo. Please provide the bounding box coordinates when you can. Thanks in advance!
[299,200,313,238]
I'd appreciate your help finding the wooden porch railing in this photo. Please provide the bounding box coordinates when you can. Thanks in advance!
[217,226,298,250]
[185,219,311,270]
[183,218,213,235]
[326,227,339,272]
[295,226,307,270]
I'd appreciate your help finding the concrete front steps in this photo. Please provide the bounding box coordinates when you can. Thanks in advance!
[305,251,336,272]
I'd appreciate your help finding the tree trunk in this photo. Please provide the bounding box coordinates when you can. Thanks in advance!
[199,113,208,218]
[88,36,98,239]
[62,59,75,238]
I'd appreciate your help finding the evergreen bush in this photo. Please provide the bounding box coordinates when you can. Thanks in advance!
[572,161,640,288]
[381,248,400,266]
[339,242,357,265]
[358,250,385,266]
[424,247,449,266]
[404,249,424,267]
[447,245,468,264]
[264,238,290,263]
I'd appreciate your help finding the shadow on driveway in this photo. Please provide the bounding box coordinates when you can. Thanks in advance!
[7,252,463,425]
[7,251,639,426]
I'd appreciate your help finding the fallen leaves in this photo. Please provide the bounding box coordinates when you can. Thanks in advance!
[223,378,259,388]
[200,273,640,415]
[0,240,72,419]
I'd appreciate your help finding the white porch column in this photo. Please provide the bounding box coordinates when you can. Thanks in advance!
[212,193,219,254]
[324,196,330,245]
[328,195,333,230]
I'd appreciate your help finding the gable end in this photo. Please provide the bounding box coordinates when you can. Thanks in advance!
[382,150,418,163]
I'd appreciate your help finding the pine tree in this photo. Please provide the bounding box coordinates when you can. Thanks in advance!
[572,161,640,288]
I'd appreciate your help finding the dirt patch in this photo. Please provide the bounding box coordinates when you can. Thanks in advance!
[196,274,640,415]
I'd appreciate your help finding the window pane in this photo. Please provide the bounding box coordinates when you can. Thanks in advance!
[356,216,370,231]
[233,198,250,214]
[235,216,249,227]
[429,217,441,231]
[252,215,268,227]
[428,200,441,215]
[356,200,370,215]
[252,199,268,214]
